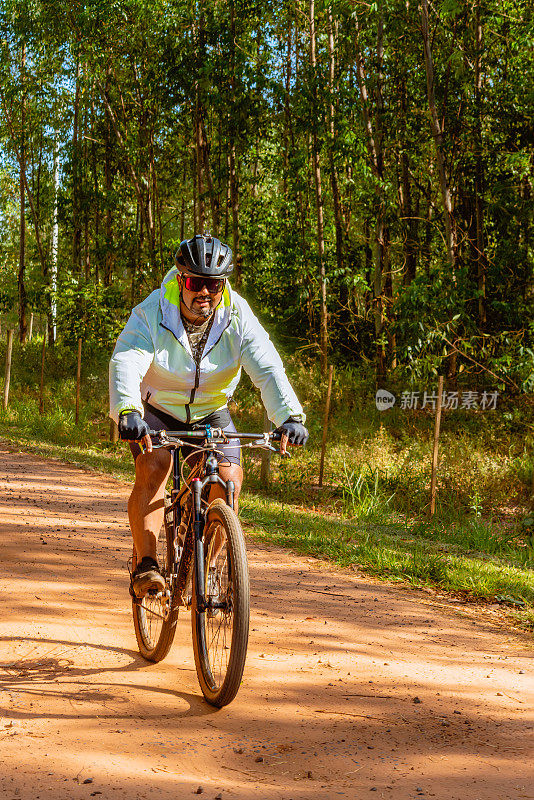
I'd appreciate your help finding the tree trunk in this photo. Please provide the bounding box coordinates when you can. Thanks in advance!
[474,1,487,326]
[103,69,113,286]
[193,142,199,232]
[99,72,157,280]
[91,81,100,285]
[521,177,533,303]
[353,7,388,380]
[180,197,185,241]
[50,137,59,344]
[229,143,241,279]
[310,0,328,372]
[399,77,418,284]
[195,88,205,232]
[282,19,292,197]
[229,0,242,283]
[422,0,459,381]
[151,129,165,278]
[400,149,417,284]
[83,75,90,281]
[421,0,458,274]
[131,201,140,305]
[224,148,230,239]
[34,120,41,220]
[201,117,219,234]
[72,45,82,273]
[18,43,27,345]
[423,175,433,273]
[0,77,47,338]
[146,123,157,284]
[327,8,344,280]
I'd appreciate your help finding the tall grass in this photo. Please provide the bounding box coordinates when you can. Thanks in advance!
[241,494,534,611]
[340,462,395,519]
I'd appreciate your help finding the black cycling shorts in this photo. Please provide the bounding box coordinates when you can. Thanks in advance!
[129,402,241,467]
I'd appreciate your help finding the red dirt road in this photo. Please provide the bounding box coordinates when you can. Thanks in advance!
[0,445,532,800]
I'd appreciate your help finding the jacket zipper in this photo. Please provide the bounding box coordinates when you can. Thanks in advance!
[162,314,234,422]
[184,363,200,423]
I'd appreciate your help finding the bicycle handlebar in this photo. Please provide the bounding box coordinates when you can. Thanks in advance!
[147,428,281,442]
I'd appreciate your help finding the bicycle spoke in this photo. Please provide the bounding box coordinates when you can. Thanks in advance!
[132,493,179,662]
[192,499,249,707]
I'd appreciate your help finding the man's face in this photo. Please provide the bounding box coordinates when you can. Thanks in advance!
[179,273,225,319]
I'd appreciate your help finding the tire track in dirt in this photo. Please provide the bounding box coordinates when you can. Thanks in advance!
[0,445,532,800]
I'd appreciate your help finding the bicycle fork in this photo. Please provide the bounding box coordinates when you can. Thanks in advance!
[192,478,207,613]
[176,446,235,615]
[191,469,234,615]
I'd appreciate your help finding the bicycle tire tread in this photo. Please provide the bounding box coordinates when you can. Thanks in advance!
[132,497,180,662]
[191,499,250,707]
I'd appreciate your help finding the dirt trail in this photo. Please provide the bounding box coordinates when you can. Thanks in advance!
[0,445,532,800]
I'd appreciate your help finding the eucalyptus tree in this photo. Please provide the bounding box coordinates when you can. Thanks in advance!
[0,0,69,341]
[0,0,531,389]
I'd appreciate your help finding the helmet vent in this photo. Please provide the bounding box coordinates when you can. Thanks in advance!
[175,234,233,277]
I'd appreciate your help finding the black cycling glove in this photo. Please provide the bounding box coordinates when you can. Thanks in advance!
[118,411,150,441]
[276,416,309,447]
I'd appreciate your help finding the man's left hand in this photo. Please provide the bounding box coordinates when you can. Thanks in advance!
[276,417,309,455]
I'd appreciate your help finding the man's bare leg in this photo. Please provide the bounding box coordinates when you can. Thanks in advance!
[208,462,243,511]
[206,462,243,566]
[128,448,172,562]
[128,447,241,571]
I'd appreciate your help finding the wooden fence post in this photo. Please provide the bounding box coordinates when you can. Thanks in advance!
[429,375,444,516]
[3,329,14,411]
[318,364,334,487]
[110,420,119,443]
[260,408,272,485]
[75,338,82,425]
[39,332,46,414]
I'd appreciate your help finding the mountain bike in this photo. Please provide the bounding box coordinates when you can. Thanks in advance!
[130,425,280,707]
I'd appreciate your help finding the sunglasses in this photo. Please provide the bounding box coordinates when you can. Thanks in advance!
[181,275,225,294]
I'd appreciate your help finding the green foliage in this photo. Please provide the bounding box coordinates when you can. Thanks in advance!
[0,0,532,391]
[57,279,128,352]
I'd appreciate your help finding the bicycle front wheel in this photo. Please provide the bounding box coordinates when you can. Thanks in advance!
[191,498,250,707]
[132,495,180,662]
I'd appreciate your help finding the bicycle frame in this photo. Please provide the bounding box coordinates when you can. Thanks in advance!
[167,440,235,615]
[138,426,278,617]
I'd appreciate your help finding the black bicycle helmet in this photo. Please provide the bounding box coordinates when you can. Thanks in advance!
[175,233,234,278]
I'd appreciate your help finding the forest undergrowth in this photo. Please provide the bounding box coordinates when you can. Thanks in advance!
[1,336,533,629]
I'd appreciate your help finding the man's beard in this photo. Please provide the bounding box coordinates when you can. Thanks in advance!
[194,302,213,318]
[182,293,214,319]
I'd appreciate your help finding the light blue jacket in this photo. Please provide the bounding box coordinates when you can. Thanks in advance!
[109,268,305,427]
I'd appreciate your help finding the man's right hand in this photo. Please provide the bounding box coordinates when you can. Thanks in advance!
[118,411,150,443]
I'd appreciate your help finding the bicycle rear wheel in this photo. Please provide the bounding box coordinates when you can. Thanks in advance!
[191,498,250,707]
[132,495,180,662]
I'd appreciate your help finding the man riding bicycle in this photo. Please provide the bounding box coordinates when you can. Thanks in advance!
[109,233,308,598]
